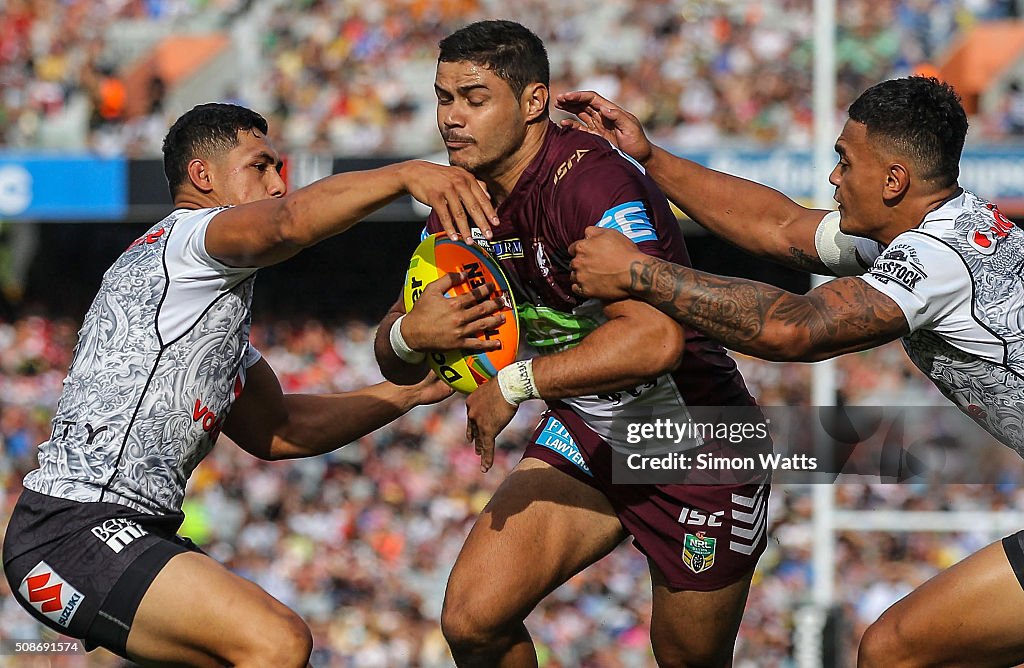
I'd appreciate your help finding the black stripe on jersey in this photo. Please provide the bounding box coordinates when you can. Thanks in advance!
[905,229,1011,367]
[162,289,245,349]
[154,217,176,348]
[100,348,165,502]
[102,218,176,501]
[102,213,249,500]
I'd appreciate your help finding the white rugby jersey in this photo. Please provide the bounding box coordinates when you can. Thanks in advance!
[819,190,1024,452]
[24,207,261,515]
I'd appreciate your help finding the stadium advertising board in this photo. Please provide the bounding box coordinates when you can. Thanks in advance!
[2,148,1024,221]
[685,146,1024,213]
[0,155,127,220]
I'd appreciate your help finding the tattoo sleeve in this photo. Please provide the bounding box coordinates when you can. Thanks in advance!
[628,258,910,361]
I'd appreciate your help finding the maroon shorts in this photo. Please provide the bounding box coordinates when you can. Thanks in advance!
[523,406,769,591]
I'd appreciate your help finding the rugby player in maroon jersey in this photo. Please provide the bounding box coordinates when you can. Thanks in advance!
[376,20,771,667]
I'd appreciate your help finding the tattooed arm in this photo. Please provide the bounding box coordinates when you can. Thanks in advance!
[641,146,835,273]
[569,227,908,362]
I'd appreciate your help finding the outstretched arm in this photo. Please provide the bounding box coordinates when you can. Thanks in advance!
[556,91,832,273]
[223,357,452,460]
[205,160,499,268]
[569,227,908,362]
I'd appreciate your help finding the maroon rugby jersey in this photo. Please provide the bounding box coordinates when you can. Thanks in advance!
[426,123,755,447]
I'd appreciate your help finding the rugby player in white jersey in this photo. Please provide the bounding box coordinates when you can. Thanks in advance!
[2,103,500,666]
[560,77,1024,666]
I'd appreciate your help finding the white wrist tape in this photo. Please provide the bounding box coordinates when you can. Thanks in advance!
[497,359,540,405]
[390,315,426,364]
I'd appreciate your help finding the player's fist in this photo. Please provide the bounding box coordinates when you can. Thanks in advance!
[568,227,645,301]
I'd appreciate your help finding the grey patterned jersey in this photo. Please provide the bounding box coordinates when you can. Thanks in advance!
[24,207,261,515]
[855,190,1024,451]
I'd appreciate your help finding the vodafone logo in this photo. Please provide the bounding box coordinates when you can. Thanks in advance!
[18,561,85,627]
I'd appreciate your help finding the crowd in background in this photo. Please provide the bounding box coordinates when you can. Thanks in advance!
[4,0,1024,664]
[1,315,1021,667]
[3,0,1024,156]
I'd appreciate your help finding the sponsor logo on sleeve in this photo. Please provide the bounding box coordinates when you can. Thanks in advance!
[869,245,927,291]
[595,201,657,243]
[18,562,85,627]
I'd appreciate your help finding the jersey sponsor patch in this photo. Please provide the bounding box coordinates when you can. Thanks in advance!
[869,244,927,292]
[517,303,600,352]
[535,416,593,476]
[489,238,525,260]
[595,201,657,243]
[19,562,85,627]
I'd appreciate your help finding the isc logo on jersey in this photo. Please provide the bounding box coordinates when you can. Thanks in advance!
[870,245,927,291]
[19,562,85,628]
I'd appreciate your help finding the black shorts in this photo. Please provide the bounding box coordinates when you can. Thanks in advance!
[1002,531,1024,590]
[523,406,769,591]
[2,488,203,658]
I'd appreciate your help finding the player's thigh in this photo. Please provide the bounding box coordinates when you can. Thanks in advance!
[649,559,754,668]
[126,551,311,667]
[443,457,628,629]
[859,537,1024,668]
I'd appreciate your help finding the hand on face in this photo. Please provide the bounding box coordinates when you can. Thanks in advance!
[401,271,506,353]
[568,227,644,301]
[401,161,499,243]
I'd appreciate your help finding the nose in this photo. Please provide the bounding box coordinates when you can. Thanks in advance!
[442,105,464,130]
[827,163,840,188]
[269,169,286,198]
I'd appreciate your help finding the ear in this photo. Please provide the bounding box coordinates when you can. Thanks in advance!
[186,158,214,194]
[522,83,549,123]
[883,162,910,203]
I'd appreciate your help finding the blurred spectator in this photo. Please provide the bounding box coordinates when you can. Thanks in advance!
[3,0,1024,155]
[2,315,1021,666]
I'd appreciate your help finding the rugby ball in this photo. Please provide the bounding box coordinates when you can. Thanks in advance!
[403,233,519,393]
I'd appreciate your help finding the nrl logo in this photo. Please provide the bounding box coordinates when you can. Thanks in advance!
[682,531,717,574]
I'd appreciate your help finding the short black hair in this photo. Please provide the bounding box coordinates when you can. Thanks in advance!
[438,20,549,104]
[162,103,268,196]
[848,77,968,187]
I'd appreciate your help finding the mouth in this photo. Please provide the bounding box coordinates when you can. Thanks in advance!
[444,136,474,149]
